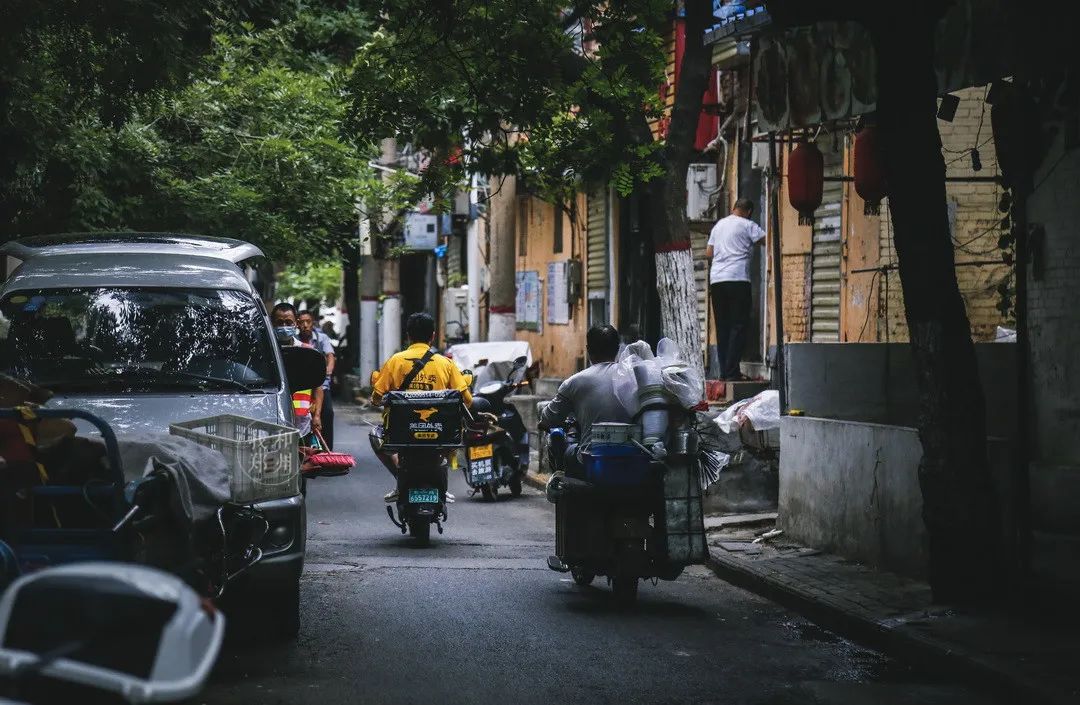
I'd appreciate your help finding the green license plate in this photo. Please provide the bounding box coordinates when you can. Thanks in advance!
[408,488,440,504]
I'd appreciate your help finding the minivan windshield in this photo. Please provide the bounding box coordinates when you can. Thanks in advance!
[0,288,280,394]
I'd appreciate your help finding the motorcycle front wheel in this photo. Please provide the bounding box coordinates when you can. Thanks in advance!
[509,476,523,497]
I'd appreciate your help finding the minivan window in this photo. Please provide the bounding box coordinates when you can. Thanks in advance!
[0,288,279,393]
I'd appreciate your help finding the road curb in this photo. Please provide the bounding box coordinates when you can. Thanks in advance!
[706,550,1074,705]
[523,471,550,492]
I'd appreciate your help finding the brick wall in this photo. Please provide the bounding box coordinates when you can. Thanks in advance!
[1028,136,1080,463]
[878,85,1013,342]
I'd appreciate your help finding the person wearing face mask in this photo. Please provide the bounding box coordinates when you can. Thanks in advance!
[271,302,324,440]
[297,309,336,450]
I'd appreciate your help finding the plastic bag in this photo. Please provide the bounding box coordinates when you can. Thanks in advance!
[612,338,703,415]
[714,389,780,433]
[612,341,652,415]
[655,338,704,409]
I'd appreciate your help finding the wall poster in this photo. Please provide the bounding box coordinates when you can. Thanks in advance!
[546,261,569,325]
[516,270,542,332]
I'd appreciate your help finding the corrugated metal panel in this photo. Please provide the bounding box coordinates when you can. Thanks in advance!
[586,189,608,292]
[810,148,843,342]
[692,226,710,350]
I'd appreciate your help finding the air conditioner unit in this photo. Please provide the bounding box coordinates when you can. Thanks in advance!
[686,164,718,221]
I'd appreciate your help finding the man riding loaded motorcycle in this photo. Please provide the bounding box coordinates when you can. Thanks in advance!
[539,324,632,473]
[539,324,708,605]
[370,313,473,503]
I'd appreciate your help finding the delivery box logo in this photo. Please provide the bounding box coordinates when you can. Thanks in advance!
[413,408,439,422]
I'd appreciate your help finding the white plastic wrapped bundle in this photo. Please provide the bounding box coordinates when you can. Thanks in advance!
[612,338,704,418]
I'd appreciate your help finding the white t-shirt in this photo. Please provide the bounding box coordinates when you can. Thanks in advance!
[708,214,766,283]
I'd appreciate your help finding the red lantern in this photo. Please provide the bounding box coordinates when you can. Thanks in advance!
[854,126,887,215]
[788,142,824,226]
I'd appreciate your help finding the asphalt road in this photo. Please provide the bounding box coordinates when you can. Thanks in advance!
[201,407,1000,705]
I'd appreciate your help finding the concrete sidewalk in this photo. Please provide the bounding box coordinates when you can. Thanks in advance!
[707,526,1080,705]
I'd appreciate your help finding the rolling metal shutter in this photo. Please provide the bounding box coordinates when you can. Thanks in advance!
[692,226,710,351]
[586,188,611,326]
[586,188,609,293]
[810,147,843,342]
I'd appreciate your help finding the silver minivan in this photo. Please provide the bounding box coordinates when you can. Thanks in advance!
[0,233,310,636]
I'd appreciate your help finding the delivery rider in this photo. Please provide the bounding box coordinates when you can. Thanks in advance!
[371,313,473,502]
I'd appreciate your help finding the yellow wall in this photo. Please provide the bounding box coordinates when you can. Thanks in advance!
[514,193,589,379]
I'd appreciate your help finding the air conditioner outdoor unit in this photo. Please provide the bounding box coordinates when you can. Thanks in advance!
[686,164,718,221]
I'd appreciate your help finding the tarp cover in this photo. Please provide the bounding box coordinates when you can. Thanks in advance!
[117,434,231,526]
[446,341,532,388]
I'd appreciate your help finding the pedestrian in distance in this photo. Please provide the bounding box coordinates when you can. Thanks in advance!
[271,303,324,442]
[705,198,766,381]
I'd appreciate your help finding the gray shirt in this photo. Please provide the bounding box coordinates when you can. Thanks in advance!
[539,362,633,451]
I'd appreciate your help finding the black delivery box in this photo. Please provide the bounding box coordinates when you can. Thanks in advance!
[382,389,464,449]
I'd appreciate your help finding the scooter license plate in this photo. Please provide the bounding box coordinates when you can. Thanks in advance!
[468,444,494,460]
[408,488,439,504]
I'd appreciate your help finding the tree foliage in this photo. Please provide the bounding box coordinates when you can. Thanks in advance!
[345,0,672,205]
[276,260,343,304]
[0,0,287,237]
[0,1,395,265]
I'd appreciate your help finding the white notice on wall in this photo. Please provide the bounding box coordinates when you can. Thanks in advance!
[547,261,569,325]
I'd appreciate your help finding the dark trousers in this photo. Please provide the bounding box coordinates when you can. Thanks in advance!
[711,281,752,380]
[320,387,335,449]
[547,432,584,478]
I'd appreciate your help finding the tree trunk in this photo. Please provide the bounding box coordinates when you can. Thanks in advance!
[487,175,518,341]
[342,243,360,373]
[874,20,1000,603]
[646,0,714,379]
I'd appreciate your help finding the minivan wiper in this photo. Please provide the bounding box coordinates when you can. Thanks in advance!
[162,371,275,393]
[37,368,274,394]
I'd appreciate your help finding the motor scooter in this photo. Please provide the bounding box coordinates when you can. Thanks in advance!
[374,389,465,546]
[460,356,530,500]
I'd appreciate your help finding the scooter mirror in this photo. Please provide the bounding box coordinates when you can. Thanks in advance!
[0,563,224,703]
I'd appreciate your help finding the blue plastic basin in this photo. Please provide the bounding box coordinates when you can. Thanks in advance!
[583,443,652,486]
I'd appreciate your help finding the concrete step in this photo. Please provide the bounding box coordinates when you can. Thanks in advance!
[534,377,563,398]
[706,379,770,403]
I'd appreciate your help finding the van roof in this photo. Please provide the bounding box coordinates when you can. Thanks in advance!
[0,232,264,264]
[1,252,256,295]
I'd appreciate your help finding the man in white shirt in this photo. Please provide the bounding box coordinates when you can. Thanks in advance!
[705,198,766,380]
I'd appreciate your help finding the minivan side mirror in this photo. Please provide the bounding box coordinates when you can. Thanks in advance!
[281,346,326,392]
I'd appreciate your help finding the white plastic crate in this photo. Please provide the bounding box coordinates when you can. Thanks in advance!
[169,415,300,504]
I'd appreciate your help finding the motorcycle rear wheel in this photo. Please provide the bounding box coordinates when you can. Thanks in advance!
[611,576,639,607]
[571,568,595,586]
[409,519,431,546]
[481,484,497,501]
